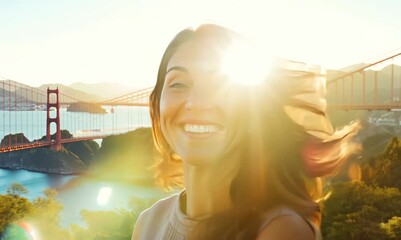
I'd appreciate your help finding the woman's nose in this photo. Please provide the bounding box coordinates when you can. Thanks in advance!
[185,85,216,111]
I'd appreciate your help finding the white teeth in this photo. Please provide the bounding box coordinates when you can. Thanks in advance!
[184,124,219,133]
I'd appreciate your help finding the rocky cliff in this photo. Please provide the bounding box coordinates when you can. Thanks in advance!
[0,128,155,183]
[0,131,99,174]
[93,127,155,184]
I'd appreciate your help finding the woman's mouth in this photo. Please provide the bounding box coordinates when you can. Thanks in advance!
[183,124,220,134]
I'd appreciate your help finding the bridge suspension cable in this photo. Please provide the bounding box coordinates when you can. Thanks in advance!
[327,51,401,111]
[0,79,153,153]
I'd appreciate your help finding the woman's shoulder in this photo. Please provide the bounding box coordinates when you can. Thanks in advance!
[132,191,182,240]
[257,206,321,240]
[140,191,181,219]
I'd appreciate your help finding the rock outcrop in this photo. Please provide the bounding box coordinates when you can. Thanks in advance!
[67,102,107,114]
[0,128,155,182]
[0,131,99,174]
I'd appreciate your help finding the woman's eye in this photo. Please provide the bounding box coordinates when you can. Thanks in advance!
[169,82,188,89]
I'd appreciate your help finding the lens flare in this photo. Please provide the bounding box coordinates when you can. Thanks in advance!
[221,40,272,86]
[3,221,37,240]
[97,187,112,206]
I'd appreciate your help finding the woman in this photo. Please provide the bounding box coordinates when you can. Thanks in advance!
[132,24,360,240]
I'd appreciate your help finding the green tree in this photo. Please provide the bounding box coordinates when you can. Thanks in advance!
[6,182,28,197]
[322,182,401,240]
[28,188,73,240]
[366,138,401,189]
[68,196,158,240]
[79,209,132,239]
[0,195,33,233]
[381,216,401,239]
[0,183,33,233]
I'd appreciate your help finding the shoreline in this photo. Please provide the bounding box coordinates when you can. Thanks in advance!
[0,166,156,188]
[0,166,82,175]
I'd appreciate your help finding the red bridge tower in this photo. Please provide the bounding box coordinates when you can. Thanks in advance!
[46,88,63,151]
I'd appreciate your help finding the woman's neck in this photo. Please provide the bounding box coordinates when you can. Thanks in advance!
[183,158,239,219]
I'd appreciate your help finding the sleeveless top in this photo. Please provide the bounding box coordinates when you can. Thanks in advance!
[132,191,321,240]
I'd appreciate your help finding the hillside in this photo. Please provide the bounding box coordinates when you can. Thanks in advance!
[69,82,138,99]
[0,130,98,174]
[327,69,347,80]
[38,83,102,102]
[339,62,369,72]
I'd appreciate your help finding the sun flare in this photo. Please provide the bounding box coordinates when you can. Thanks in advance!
[97,187,112,206]
[221,40,273,86]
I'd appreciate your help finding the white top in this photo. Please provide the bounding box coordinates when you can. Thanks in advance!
[132,191,321,240]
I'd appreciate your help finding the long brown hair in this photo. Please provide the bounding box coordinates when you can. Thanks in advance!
[149,24,360,239]
[149,24,238,188]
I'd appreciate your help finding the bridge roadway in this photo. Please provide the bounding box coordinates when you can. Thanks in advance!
[98,102,149,107]
[0,136,110,153]
[330,104,401,111]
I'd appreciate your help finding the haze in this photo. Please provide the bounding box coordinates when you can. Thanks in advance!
[0,0,400,89]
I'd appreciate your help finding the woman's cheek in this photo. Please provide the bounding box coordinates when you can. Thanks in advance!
[159,92,184,149]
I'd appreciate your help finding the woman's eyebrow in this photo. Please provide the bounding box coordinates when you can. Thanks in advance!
[166,66,188,75]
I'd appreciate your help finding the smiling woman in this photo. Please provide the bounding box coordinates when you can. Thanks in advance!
[132,24,360,240]
[160,34,243,167]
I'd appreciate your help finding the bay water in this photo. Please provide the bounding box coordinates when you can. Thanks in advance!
[0,107,167,227]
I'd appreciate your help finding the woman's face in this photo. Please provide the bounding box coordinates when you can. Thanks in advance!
[159,37,244,166]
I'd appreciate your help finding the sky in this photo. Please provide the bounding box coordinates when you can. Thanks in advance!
[0,0,401,88]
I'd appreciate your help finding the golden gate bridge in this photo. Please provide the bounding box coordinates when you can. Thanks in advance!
[1,50,401,153]
[0,79,152,153]
[328,51,401,110]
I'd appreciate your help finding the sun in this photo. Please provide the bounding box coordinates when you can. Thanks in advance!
[221,39,273,86]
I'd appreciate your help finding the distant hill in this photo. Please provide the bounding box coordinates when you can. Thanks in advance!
[1,80,147,105]
[38,83,102,102]
[326,63,369,81]
[69,82,138,99]
[327,69,347,80]
[339,63,369,72]
[359,121,397,159]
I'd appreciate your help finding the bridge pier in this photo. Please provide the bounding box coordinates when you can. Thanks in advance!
[46,88,63,151]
